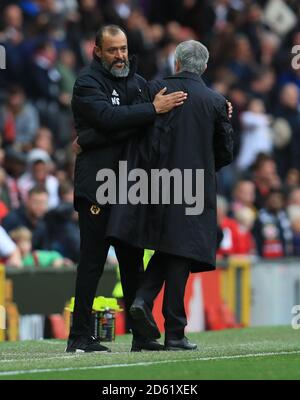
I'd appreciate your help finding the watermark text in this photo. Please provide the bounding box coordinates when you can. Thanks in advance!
[291,305,300,329]
[96,161,205,215]
[0,45,6,70]
[291,45,300,70]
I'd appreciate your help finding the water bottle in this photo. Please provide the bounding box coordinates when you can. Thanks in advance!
[100,308,115,341]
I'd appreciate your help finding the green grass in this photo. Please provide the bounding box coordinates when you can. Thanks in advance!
[0,326,300,380]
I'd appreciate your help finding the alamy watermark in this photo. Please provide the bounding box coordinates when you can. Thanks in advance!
[96,161,205,215]
[291,45,300,70]
[291,305,300,329]
[0,45,6,70]
[0,305,6,330]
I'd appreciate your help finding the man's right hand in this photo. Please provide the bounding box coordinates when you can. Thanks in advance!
[72,137,82,155]
[153,87,188,114]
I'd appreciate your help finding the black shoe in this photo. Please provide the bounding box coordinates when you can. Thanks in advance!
[165,337,198,351]
[131,337,165,352]
[130,298,160,339]
[65,336,111,353]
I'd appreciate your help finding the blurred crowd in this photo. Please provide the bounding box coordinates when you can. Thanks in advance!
[1,0,300,268]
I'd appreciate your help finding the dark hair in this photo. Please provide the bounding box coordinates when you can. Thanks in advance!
[95,25,126,48]
[36,41,54,51]
[267,188,285,199]
[253,153,274,171]
[28,185,48,197]
[7,85,24,96]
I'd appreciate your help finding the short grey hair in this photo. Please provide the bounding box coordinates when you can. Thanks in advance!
[174,40,209,75]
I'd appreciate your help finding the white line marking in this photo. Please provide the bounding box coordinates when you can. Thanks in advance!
[1,356,79,363]
[1,350,300,376]
[0,353,65,356]
[0,351,126,363]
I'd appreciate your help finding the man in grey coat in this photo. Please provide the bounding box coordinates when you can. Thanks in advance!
[106,40,234,350]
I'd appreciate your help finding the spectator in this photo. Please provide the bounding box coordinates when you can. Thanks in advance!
[18,148,59,208]
[287,205,300,256]
[34,127,55,157]
[0,86,39,151]
[27,41,62,135]
[10,226,72,268]
[2,148,27,209]
[228,35,256,82]
[288,187,300,207]
[249,68,276,112]
[258,32,281,69]
[236,98,273,171]
[57,48,76,95]
[44,180,80,262]
[275,83,300,177]
[125,9,159,79]
[2,4,23,32]
[217,195,241,257]
[77,0,103,36]
[0,167,12,216]
[252,189,293,258]
[252,154,281,209]
[28,42,61,102]
[284,169,300,192]
[2,185,49,250]
[102,0,132,27]
[0,4,25,87]
[0,225,22,268]
[154,38,177,80]
[239,3,265,56]
[55,48,77,147]
[231,179,256,215]
[233,206,256,255]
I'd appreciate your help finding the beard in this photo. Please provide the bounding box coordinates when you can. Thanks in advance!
[101,58,130,78]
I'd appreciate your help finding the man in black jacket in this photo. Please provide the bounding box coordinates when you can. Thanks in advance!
[66,25,187,353]
[106,40,234,350]
[2,186,49,250]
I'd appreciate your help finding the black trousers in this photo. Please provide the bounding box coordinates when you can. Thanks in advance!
[70,198,144,339]
[136,251,190,340]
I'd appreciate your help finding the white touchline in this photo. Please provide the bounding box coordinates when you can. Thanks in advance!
[1,356,81,363]
[0,351,126,363]
[0,342,277,363]
[0,350,300,376]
